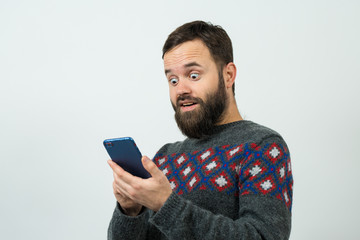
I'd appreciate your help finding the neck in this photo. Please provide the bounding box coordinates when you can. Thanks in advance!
[217,97,243,125]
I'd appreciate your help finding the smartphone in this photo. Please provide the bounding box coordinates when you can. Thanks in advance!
[103,137,151,179]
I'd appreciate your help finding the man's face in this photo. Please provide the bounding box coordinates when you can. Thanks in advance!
[163,40,228,138]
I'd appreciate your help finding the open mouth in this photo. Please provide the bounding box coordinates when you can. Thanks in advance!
[179,101,198,112]
[182,102,196,107]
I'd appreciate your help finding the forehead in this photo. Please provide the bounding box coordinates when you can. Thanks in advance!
[163,40,213,70]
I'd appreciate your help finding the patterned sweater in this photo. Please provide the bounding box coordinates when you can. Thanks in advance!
[108,120,293,239]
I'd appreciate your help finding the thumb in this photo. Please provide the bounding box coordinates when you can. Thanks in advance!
[141,156,162,178]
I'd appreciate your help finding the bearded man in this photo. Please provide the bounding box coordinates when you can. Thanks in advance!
[107,20,293,240]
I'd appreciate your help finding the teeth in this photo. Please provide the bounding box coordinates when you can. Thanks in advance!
[183,103,194,106]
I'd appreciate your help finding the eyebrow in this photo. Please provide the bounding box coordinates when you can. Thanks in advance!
[165,61,202,75]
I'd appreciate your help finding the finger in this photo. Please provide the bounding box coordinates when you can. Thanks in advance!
[112,170,134,194]
[108,160,135,182]
[107,160,125,175]
[109,161,143,197]
[113,176,135,201]
[113,181,130,197]
[108,160,142,184]
[141,156,163,178]
[113,181,124,195]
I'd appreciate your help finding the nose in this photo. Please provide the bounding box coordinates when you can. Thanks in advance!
[175,78,191,96]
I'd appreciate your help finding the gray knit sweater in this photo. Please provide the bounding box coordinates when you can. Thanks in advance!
[108,120,293,239]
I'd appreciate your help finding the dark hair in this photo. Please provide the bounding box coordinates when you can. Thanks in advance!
[162,20,235,93]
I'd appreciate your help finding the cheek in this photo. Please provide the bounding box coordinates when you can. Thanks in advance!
[169,88,177,104]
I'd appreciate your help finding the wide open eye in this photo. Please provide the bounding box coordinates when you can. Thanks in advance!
[169,78,179,86]
[189,73,199,80]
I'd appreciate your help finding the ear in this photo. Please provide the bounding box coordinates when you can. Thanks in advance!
[223,62,237,89]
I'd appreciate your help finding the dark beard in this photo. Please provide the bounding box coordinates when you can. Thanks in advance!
[171,73,228,139]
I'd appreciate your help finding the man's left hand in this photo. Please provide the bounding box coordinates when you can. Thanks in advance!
[108,156,172,212]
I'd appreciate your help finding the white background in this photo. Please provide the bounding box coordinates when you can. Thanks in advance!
[1,0,359,239]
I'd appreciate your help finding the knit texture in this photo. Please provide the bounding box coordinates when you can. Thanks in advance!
[108,120,293,240]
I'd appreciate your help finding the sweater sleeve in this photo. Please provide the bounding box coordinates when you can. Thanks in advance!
[107,203,161,240]
[149,136,293,240]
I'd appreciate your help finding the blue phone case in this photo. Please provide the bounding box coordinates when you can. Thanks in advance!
[103,137,151,179]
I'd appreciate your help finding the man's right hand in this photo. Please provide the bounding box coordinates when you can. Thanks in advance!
[109,160,143,216]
